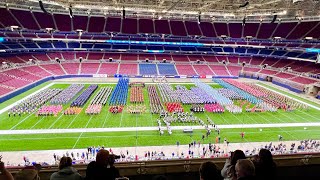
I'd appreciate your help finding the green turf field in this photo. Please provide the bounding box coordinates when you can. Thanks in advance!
[0,81,319,151]
[0,127,319,151]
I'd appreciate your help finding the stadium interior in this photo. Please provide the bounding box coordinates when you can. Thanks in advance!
[0,0,320,179]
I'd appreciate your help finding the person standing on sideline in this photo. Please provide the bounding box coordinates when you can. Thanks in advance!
[240,132,245,139]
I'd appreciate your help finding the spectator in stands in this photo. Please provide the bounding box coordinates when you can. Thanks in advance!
[252,149,276,180]
[85,149,120,180]
[199,161,221,180]
[235,159,255,180]
[15,166,40,180]
[0,155,14,180]
[221,150,246,180]
[50,156,82,180]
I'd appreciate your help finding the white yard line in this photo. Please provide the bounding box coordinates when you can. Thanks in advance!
[1,123,320,135]
[72,116,93,149]
[256,113,299,140]
[10,113,35,130]
[30,116,45,129]
[218,113,231,124]
[281,111,312,123]
[0,83,55,115]
[66,113,82,128]
[101,109,111,128]
[256,84,320,110]
[72,132,83,149]
[48,114,64,129]
[119,108,124,127]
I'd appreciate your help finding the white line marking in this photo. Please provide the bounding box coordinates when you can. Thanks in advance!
[48,114,64,129]
[30,116,45,129]
[1,123,320,135]
[102,109,111,128]
[72,116,93,149]
[4,129,320,141]
[0,83,54,115]
[10,113,35,130]
[119,108,124,127]
[72,132,83,149]
[66,113,81,128]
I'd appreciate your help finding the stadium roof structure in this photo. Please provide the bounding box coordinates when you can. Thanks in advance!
[2,0,320,22]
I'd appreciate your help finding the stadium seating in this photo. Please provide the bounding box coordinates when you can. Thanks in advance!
[61,63,79,74]
[20,66,52,77]
[157,63,177,75]
[0,86,12,96]
[40,64,65,75]
[210,65,230,76]
[0,50,319,98]
[193,65,214,76]
[139,64,158,75]
[61,52,75,61]
[172,55,189,62]
[243,67,261,73]
[32,54,51,61]
[275,72,296,79]
[121,54,138,61]
[228,65,242,76]
[188,55,204,62]
[87,53,104,60]
[80,63,99,74]
[1,7,320,42]
[175,64,197,76]
[97,63,119,75]
[4,69,40,82]
[119,63,137,75]
[75,52,88,60]
[0,73,30,88]
[259,69,278,75]
[290,76,318,84]
[47,53,62,61]
[155,54,172,62]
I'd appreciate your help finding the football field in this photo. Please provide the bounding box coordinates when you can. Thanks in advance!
[0,80,320,151]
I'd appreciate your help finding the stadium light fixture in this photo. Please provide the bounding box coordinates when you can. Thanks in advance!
[76,29,83,36]
[305,37,313,40]
[10,26,19,31]
[45,27,54,34]
[220,35,228,39]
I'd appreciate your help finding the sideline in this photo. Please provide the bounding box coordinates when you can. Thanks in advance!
[0,83,55,115]
[0,122,319,135]
[0,140,318,166]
